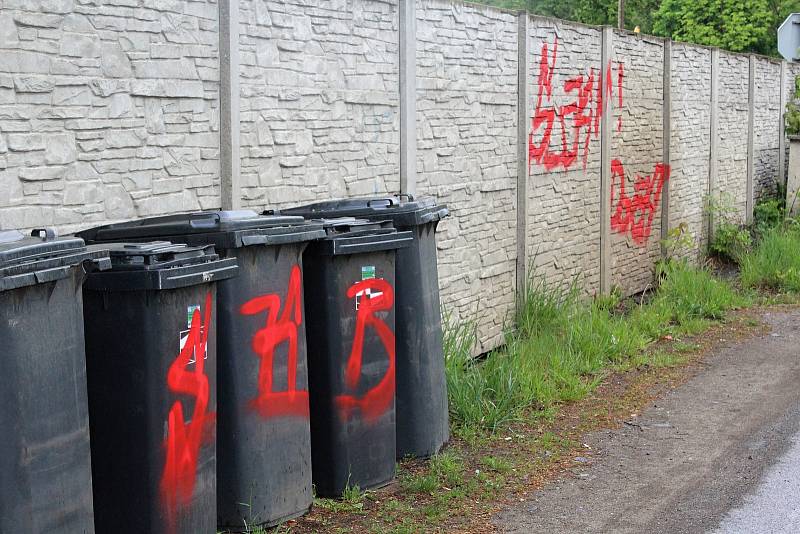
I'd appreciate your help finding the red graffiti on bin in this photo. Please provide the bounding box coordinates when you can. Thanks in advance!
[160,292,215,534]
[239,264,309,419]
[529,38,624,172]
[336,278,395,425]
[610,160,671,246]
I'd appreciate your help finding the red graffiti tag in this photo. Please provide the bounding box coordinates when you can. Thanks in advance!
[240,264,308,419]
[161,292,215,534]
[335,278,395,425]
[610,160,670,245]
[529,39,624,171]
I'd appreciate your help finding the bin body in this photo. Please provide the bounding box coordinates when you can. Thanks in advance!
[282,197,450,458]
[0,230,109,534]
[215,241,314,528]
[301,219,412,497]
[78,212,325,529]
[83,242,237,534]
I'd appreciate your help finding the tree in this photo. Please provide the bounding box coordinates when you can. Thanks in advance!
[474,0,791,56]
[652,0,773,52]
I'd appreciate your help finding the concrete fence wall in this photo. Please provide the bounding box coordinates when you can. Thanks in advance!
[0,0,789,354]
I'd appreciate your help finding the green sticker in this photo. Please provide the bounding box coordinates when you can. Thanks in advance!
[187,305,201,327]
[361,265,375,280]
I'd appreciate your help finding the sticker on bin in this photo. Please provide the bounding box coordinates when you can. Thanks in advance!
[187,305,201,327]
[361,265,375,280]
[180,305,207,365]
[356,266,380,311]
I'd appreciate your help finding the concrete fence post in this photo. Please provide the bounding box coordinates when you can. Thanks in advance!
[399,0,417,196]
[661,38,672,257]
[779,60,788,188]
[516,11,530,305]
[219,0,241,210]
[708,48,720,239]
[746,54,755,223]
[599,27,614,295]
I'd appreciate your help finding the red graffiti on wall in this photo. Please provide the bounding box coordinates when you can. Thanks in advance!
[161,292,215,534]
[335,278,395,425]
[529,38,624,172]
[610,160,670,245]
[240,264,309,419]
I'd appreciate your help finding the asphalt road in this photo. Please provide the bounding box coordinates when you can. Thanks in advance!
[494,309,800,534]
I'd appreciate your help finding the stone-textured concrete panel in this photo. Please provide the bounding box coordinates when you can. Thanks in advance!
[753,57,782,202]
[716,52,749,221]
[669,44,711,262]
[610,32,664,296]
[526,18,602,297]
[238,0,400,208]
[416,0,518,353]
[0,0,221,233]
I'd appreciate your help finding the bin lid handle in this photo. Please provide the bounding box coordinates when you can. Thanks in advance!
[30,228,57,240]
[367,198,396,208]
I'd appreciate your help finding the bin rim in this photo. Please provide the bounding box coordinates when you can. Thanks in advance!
[83,240,239,292]
[278,195,449,228]
[0,229,111,291]
[77,210,326,249]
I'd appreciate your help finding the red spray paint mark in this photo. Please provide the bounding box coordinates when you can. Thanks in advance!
[529,39,624,172]
[161,292,215,534]
[610,160,670,245]
[335,278,395,425]
[240,264,308,419]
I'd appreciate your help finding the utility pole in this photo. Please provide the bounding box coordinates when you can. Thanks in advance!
[617,0,625,30]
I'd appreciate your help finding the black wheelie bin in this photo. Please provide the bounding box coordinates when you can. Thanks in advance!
[77,211,325,530]
[82,241,238,534]
[281,196,450,458]
[301,218,412,497]
[0,229,110,534]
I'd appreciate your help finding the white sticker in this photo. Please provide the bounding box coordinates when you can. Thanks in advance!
[179,327,207,366]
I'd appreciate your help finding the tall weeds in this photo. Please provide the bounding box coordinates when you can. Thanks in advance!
[444,262,743,434]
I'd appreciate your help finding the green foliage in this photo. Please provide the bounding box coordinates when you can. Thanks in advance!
[443,266,743,433]
[471,0,660,32]
[647,260,747,323]
[652,0,772,52]
[656,223,696,289]
[753,198,785,237]
[473,0,800,56]
[786,76,800,136]
[740,224,800,292]
[707,194,752,263]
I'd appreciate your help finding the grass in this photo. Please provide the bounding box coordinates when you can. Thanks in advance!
[740,224,800,292]
[445,261,746,434]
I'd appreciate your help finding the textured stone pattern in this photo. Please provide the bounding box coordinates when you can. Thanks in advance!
[527,19,602,296]
[668,44,711,262]
[0,0,221,233]
[238,0,400,209]
[416,0,517,352]
[610,32,664,296]
[716,52,749,221]
[753,58,781,202]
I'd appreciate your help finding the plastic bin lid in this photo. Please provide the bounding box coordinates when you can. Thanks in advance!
[303,217,414,256]
[84,241,239,291]
[104,241,224,270]
[0,229,111,291]
[279,195,449,227]
[76,210,325,249]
